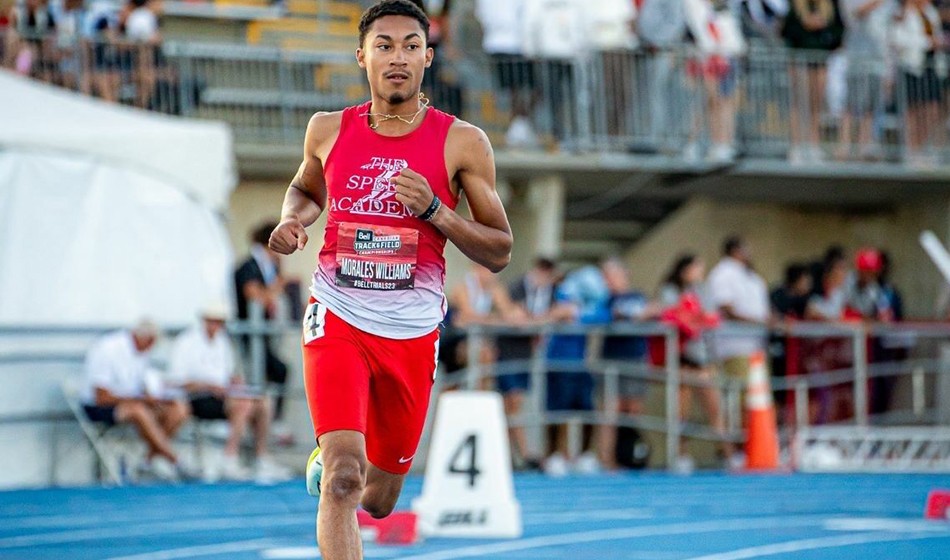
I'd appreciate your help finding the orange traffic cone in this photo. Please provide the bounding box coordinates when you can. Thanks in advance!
[745,352,780,470]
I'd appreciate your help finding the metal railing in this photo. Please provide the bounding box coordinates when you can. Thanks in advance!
[7,29,950,167]
[2,316,949,486]
[439,320,950,470]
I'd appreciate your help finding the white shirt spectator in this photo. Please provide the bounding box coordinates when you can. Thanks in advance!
[890,2,944,76]
[637,0,687,48]
[523,0,584,58]
[84,330,156,403]
[707,256,769,359]
[843,0,895,66]
[125,6,158,42]
[585,0,637,51]
[168,325,236,389]
[475,0,525,55]
[685,0,747,56]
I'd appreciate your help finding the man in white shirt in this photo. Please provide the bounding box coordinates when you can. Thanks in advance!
[168,303,289,482]
[707,236,770,386]
[83,320,191,480]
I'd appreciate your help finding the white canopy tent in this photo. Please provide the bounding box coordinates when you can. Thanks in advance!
[0,70,237,326]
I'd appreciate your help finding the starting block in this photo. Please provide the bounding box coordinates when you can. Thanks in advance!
[924,490,950,520]
[357,510,418,544]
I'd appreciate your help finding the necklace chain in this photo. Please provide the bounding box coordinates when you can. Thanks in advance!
[360,93,430,130]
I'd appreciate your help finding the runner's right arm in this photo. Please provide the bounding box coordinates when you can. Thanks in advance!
[269,112,338,255]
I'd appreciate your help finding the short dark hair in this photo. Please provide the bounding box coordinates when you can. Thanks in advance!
[358,0,430,47]
[251,221,278,246]
[665,253,698,291]
[784,263,808,287]
[723,235,744,256]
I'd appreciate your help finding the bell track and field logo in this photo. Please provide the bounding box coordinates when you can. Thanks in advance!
[354,229,402,255]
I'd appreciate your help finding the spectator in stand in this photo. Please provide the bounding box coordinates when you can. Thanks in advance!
[544,264,611,476]
[837,0,895,161]
[83,0,122,103]
[891,0,946,169]
[658,254,731,472]
[768,262,812,408]
[636,0,688,153]
[707,236,771,377]
[782,0,846,164]
[683,0,746,163]
[475,0,541,149]
[522,0,583,147]
[737,0,789,41]
[119,0,161,109]
[585,0,638,139]
[847,248,894,321]
[495,257,557,471]
[772,262,813,319]
[706,236,769,468]
[417,0,464,116]
[447,262,526,388]
[82,320,194,481]
[598,257,658,471]
[6,0,56,80]
[873,249,911,414]
[804,255,854,423]
[234,221,292,441]
[168,303,291,483]
[53,0,86,91]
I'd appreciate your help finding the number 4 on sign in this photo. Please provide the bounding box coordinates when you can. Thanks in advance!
[412,391,522,538]
[449,434,481,487]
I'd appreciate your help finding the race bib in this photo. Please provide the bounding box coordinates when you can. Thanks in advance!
[335,222,419,291]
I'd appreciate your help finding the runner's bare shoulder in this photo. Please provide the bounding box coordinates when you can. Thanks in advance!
[446,118,494,168]
[306,111,346,156]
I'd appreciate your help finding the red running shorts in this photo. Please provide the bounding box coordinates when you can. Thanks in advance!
[302,299,439,474]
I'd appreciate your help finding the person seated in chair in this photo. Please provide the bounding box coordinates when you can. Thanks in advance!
[83,319,192,480]
[168,302,291,483]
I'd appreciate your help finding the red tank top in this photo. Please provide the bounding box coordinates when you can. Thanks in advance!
[310,101,457,339]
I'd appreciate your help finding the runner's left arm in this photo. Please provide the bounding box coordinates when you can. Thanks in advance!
[391,123,513,272]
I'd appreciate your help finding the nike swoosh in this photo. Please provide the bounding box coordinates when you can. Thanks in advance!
[398,456,414,464]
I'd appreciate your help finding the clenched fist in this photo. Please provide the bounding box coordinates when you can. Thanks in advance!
[269,217,309,255]
[391,168,436,217]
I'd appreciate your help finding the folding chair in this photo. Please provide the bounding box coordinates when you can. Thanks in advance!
[61,378,138,485]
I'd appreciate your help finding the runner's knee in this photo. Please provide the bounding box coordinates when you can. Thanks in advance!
[322,452,365,505]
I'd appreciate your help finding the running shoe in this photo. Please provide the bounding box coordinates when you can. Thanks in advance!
[306,447,323,497]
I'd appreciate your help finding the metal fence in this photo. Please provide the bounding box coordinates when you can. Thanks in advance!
[1,317,949,486]
[7,30,950,166]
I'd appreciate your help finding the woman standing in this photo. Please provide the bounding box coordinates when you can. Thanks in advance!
[658,254,733,472]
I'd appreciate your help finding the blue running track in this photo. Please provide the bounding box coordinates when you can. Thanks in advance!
[1,473,948,559]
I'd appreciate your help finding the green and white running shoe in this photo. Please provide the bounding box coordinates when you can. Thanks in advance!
[306,447,323,498]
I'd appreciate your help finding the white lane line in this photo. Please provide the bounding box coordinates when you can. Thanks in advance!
[824,518,950,533]
[105,538,275,560]
[397,516,833,560]
[682,532,950,560]
[0,514,308,548]
[524,508,653,523]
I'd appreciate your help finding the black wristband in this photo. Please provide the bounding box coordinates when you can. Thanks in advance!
[418,195,442,221]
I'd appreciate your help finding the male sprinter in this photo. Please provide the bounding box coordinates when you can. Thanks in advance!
[267,1,512,557]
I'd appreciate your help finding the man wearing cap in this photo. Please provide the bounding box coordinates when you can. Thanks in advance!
[168,303,290,482]
[83,320,192,481]
[848,248,893,322]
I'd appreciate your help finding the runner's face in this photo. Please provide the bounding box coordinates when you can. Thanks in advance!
[357,15,432,106]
